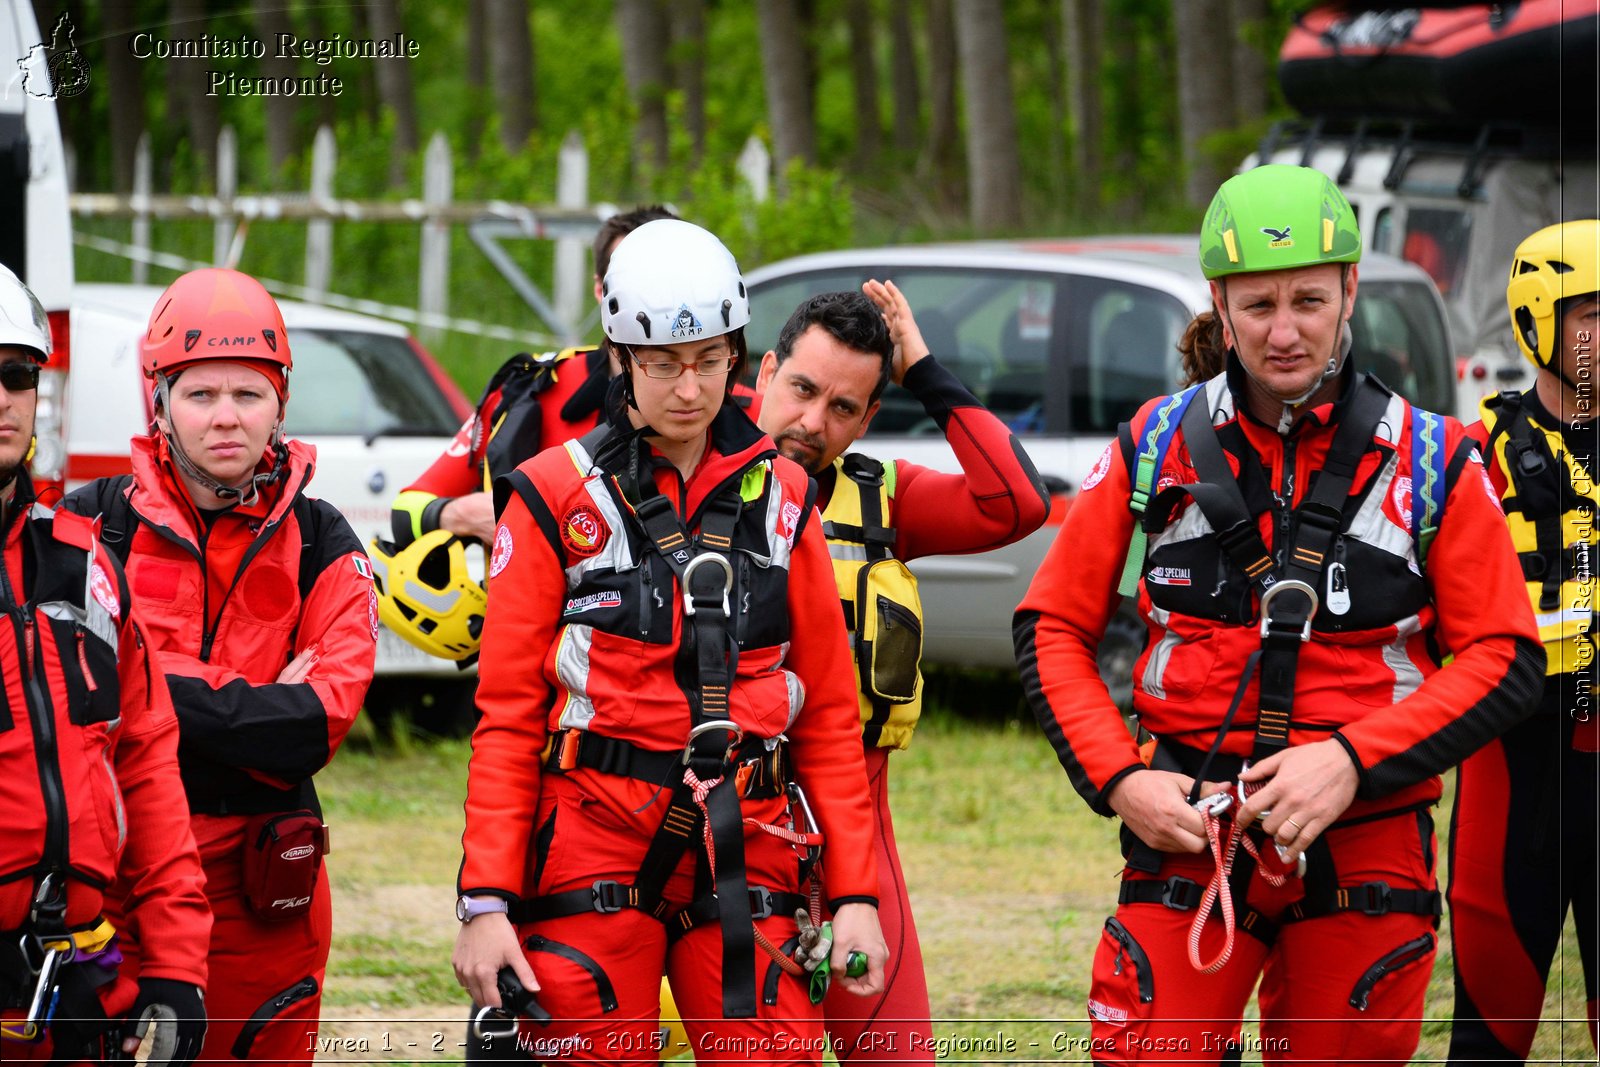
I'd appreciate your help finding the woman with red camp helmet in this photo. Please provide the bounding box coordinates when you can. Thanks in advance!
[65,268,377,1063]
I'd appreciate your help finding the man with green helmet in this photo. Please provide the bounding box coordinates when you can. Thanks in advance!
[1016,164,1543,1061]
[1448,218,1599,1063]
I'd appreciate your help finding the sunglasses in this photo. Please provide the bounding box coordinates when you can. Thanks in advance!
[0,362,39,392]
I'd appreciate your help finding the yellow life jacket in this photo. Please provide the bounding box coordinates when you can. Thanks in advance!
[1481,391,1597,676]
[820,454,925,750]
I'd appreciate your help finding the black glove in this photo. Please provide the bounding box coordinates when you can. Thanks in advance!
[123,978,206,1067]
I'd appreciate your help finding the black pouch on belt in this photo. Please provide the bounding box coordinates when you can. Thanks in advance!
[242,811,327,921]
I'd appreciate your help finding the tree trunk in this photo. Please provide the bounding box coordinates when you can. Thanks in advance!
[615,0,671,174]
[167,0,222,179]
[888,0,921,155]
[1230,0,1270,125]
[921,0,960,198]
[757,0,817,180]
[846,0,882,170]
[253,0,301,173]
[1043,3,1068,203]
[1172,0,1236,207]
[366,0,420,182]
[671,0,707,162]
[1063,0,1103,209]
[486,0,536,152]
[953,0,1022,230]
[101,0,143,192]
[465,0,488,159]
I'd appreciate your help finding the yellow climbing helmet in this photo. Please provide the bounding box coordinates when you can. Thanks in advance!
[368,530,486,661]
[1507,219,1600,371]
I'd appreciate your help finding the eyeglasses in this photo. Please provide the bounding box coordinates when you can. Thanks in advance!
[628,348,734,380]
[0,361,40,392]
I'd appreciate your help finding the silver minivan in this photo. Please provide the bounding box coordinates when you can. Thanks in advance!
[745,236,1455,696]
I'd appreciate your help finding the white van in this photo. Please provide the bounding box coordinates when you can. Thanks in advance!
[0,4,74,491]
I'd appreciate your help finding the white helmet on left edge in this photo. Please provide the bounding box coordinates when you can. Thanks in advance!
[0,264,52,363]
[601,219,750,347]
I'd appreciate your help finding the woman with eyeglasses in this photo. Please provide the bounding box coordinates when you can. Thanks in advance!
[453,219,888,1063]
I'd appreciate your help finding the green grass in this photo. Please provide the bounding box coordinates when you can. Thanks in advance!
[313,714,1593,1063]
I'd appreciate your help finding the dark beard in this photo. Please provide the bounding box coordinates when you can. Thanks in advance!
[773,429,826,475]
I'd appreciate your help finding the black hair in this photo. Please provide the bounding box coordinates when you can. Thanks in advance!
[593,205,678,283]
[773,291,894,405]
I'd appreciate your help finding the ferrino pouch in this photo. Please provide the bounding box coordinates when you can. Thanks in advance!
[854,557,923,704]
[242,811,328,921]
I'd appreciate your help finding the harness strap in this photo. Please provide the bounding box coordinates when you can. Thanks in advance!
[544,729,788,800]
[666,888,811,942]
[1284,881,1442,922]
[1117,878,1278,945]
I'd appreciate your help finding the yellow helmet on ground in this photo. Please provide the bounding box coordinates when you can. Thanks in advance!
[368,530,486,661]
[658,978,691,1059]
[1507,219,1600,371]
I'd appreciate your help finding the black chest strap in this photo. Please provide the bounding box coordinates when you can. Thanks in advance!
[1147,377,1391,776]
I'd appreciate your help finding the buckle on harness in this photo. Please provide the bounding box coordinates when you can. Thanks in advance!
[1160,877,1200,911]
[749,886,775,920]
[590,880,632,915]
[1352,881,1392,915]
[682,552,733,617]
[683,719,743,767]
[1258,579,1319,642]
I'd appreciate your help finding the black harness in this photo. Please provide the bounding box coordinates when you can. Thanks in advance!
[1124,376,1442,928]
[505,423,805,1018]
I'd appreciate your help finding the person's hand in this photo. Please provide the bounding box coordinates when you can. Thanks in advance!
[120,978,206,1067]
[1236,740,1361,863]
[440,492,496,545]
[277,645,318,684]
[453,911,538,1010]
[1105,769,1219,854]
[862,279,930,385]
[828,902,889,997]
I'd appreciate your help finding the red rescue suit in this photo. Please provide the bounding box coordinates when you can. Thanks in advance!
[0,473,208,1059]
[460,400,877,1062]
[65,436,375,1063]
[1016,364,1543,1063]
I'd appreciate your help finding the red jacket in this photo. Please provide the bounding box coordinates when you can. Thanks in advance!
[66,437,374,843]
[460,402,878,905]
[1017,367,1543,820]
[0,474,208,986]
[818,356,1051,561]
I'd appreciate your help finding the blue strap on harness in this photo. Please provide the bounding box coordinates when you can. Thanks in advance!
[1409,407,1447,565]
[1118,383,1205,597]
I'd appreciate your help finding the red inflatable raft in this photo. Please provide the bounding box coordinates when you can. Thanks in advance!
[1280,1,1598,128]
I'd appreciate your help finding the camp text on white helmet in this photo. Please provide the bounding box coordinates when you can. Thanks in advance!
[0,264,53,363]
[601,219,750,347]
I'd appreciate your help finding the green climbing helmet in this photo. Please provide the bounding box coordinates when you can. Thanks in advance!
[1199,164,1362,280]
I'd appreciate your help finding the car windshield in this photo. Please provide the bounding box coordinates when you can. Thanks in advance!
[748,265,1190,436]
[1348,279,1454,414]
[285,329,460,437]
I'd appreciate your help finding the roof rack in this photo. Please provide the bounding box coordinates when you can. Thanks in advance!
[1255,118,1574,199]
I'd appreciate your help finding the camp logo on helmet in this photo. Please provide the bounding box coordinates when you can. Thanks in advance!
[206,335,259,348]
[561,505,608,557]
[1261,226,1293,248]
[670,304,704,339]
[489,524,514,577]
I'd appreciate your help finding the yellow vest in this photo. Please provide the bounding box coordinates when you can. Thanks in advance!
[1481,392,1598,676]
[820,454,925,750]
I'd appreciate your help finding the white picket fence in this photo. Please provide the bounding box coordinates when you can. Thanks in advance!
[69,125,775,346]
